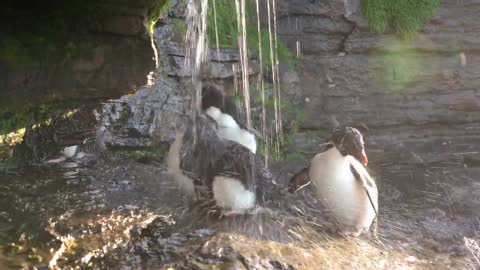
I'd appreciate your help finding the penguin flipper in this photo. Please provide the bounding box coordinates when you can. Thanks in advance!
[349,163,378,219]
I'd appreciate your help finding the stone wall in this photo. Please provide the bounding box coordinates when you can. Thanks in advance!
[97,0,260,149]
[276,0,480,166]
[0,0,158,119]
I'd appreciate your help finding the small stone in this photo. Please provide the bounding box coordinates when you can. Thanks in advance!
[63,145,79,158]
[448,245,467,257]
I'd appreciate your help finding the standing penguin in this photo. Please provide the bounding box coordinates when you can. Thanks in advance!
[176,114,273,216]
[289,126,378,236]
[167,86,253,197]
[166,87,272,215]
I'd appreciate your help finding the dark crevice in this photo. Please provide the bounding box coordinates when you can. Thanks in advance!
[338,15,357,53]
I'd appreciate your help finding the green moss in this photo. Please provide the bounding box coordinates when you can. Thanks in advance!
[206,0,238,48]
[284,151,307,162]
[0,38,41,69]
[206,0,296,69]
[362,0,440,39]
[147,0,172,35]
[247,26,297,70]
[246,82,306,161]
[0,100,68,135]
[171,19,187,42]
[375,37,427,92]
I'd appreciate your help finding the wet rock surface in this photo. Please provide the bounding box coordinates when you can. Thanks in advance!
[1,150,478,269]
[274,0,480,167]
[1,0,479,269]
[0,0,157,113]
[96,76,187,149]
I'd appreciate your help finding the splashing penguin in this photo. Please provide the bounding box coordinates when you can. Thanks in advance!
[167,87,273,216]
[201,86,257,154]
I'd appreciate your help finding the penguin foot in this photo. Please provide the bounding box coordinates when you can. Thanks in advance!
[335,227,362,238]
[207,209,219,216]
[221,208,248,218]
[249,206,270,215]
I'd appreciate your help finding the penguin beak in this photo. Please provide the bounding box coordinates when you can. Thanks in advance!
[361,149,368,166]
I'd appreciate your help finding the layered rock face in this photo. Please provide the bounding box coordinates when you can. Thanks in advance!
[276,0,480,166]
[97,0,480,167]
[97,1,260,149]
[0,0,157,114]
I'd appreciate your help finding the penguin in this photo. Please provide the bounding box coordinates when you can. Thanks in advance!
[205,106,257,154]
[178,114,273,216]
[166,87,271,215]
[201,86,257,154]
[289,126,378,236]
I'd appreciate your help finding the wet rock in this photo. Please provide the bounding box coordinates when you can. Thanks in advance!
[96,77,187,149]
[448,244,468,257]
[96,0,267,150]
[274,0,480,167]
[0,1,156,113]
[103,15,144,36]
[13,106,99,164]
[107,179,134,191]
[269,260,296,270]
[198,241,237,262]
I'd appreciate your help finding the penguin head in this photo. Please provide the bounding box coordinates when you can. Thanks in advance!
[201,86,225,111]
[331,126,368,166]
[205,106,222,122]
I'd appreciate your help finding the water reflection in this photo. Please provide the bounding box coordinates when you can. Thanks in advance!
[0,153,478,269]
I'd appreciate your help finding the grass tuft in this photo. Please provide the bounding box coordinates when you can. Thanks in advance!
[362,0,440,40]
[206,0,296,69]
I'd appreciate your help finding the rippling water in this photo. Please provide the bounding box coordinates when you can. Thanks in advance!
[0,162,100,269]
[0,154,478,269]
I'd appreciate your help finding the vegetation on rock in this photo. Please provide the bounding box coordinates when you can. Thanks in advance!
[206,0,296,69]
[362,0,440,39]
[148,0,173,35]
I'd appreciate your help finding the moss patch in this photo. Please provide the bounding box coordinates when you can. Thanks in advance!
[206,0,296,69]
[245,82,306,161]
[0,100,71,135]
[147,0,172,35]
[171,18,188,42]
[362,0,440,39]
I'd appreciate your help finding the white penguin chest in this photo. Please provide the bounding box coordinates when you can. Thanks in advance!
[310,149,357,198]
[309,148,375,230]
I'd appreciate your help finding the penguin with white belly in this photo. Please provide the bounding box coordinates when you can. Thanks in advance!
[167,86,254,197]
[177,113,273,216]
[166,87,272,216]
[289,126,378,236]
[201,87,257,154]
